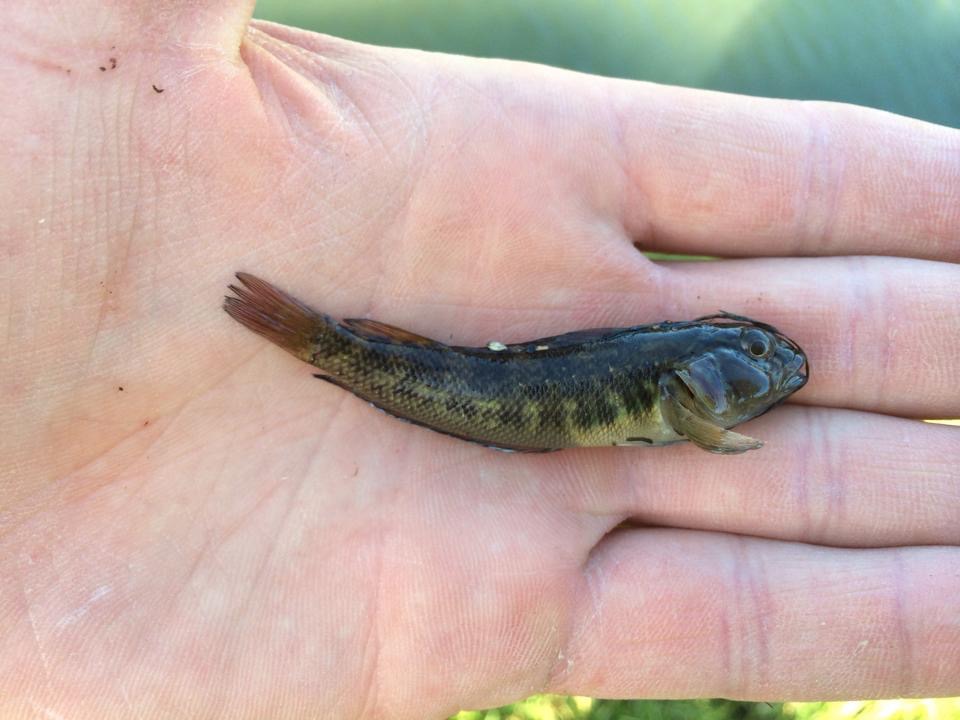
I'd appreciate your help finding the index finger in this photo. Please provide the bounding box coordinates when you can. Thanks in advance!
[605,82,960,262]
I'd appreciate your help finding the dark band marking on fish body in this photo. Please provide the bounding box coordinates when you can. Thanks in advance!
[618,369,658,416]
[572,389,620,431]
[537,390,568,435]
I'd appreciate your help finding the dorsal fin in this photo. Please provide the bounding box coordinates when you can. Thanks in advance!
[456,327,629,356]
[340,318,439,347]
[509,327,627,351]
[342,319,630,353]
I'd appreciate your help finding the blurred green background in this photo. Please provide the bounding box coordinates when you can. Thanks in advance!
[251,1,959,718]
[452,697,960,720]
[254,0,960,128]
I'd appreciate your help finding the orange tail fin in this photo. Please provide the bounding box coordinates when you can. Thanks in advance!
[223,272,329,362]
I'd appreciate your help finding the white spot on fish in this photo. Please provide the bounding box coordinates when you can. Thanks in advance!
[487,341,507,351]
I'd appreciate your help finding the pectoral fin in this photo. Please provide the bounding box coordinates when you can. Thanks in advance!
[660,377,762,454]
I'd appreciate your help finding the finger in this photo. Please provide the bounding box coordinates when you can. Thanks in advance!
[229,30,960,263]
[563,406,959,548]
[658,255,960,417]
[549,529,960,700]
[604,81,960,261]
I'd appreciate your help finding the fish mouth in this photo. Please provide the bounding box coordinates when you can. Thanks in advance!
[780,350,809,394]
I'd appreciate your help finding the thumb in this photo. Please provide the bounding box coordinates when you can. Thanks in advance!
[3,0,256,59]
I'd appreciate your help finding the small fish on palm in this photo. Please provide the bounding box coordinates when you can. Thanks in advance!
[224,273,808,454]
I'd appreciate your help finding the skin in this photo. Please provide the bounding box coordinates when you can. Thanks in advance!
[1,1,958,718]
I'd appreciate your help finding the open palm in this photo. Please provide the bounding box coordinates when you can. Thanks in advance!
[3,3,958,718]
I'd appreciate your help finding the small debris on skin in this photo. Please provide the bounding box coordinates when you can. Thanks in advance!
[152,84,164,93]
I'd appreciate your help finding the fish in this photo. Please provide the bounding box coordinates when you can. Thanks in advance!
[223,272,809,454]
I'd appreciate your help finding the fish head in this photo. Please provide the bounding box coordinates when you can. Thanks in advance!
[672,315,809,429]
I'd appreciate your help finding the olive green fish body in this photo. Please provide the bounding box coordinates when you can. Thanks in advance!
[224,273,808,454]
[318,332,679,451]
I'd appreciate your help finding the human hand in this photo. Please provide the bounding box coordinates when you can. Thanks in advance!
[2,2,958,717]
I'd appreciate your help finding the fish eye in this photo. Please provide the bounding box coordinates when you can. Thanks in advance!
[741,328,772,359]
